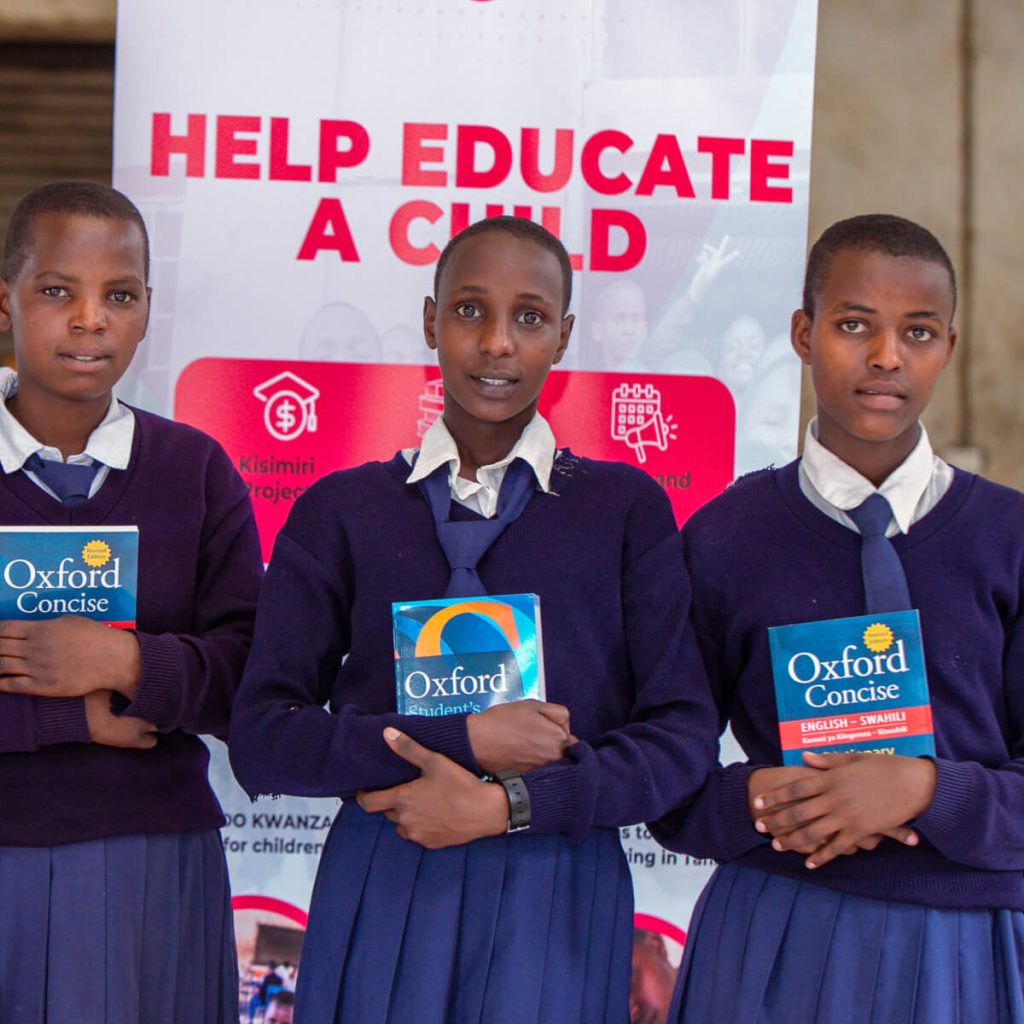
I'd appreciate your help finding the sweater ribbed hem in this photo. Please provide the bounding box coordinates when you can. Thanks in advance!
[401,712,479,775]
[122,632,183,728]
[915,758,973,841]
[524,760,583,839]
[721,764,772,860]
[35,696,89,746]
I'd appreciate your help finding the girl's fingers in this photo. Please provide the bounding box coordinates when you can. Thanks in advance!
[752,774,828,811]
[755,795,833,836]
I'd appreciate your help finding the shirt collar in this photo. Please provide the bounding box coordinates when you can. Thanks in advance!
[405,412,556,492]
[0,370,135,473]
[800,416,937,535]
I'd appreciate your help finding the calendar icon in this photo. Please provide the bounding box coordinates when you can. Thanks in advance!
[610,383,677,463]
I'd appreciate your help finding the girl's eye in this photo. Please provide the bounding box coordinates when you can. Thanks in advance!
[109,290,134,304]
[454,303,480,319]
[837,320,865,334]
[41,286,68,298]
[907,326,933,342]
[518,310,543,326]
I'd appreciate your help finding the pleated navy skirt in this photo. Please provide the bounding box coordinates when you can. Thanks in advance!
[296,801,634,1024]
[0,830,238,1024]
[671,863,1024,1024]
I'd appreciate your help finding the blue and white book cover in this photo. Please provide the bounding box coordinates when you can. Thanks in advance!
[768,610,934,765]
[0,526,139,628]
[392,593,545,717]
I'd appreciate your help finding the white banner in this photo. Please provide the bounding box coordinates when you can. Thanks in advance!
[113,2,817,1019]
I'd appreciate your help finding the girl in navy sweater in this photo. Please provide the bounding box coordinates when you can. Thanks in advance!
[655,214,1024,1023]
[229,216,716,1023]
[0,181,262,1022]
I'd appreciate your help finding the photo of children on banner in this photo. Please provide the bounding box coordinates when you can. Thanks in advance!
[229,215,716,1023]
[0,180,262,1022]
[653,214,1024,1023]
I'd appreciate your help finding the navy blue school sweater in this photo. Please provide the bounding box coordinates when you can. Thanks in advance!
[229,451,717,843]
[652,460,1024,911]
[0,409,263,846]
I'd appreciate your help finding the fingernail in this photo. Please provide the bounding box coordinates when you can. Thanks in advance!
[806,860,818,869]
[771,839,783,852]
[753,797,765,810]
[905,833,919,846]
[754,820,767,833]
[383,727,401,741]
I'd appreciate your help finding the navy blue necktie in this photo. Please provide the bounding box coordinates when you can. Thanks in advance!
[846,492,912,613]
[418,458,537,597]
[24,453,99,509]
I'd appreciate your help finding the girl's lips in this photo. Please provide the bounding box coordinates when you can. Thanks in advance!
[470,374,518,397]
[855,387,905,410]
[58,353,109,371]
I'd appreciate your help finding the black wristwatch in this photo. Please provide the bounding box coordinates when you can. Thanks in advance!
[495,770,531,833]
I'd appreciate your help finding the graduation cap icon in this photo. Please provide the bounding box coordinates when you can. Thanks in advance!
[253,371,321,442]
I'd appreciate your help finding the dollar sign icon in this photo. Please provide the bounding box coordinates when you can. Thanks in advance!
[275,399,296,433]
[264,391,307,441]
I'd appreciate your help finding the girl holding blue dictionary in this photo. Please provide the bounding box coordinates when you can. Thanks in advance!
[655,214,1024,1023]
[229,216,716,1024]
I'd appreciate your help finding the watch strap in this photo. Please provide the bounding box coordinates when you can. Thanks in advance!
[495,770,531,833]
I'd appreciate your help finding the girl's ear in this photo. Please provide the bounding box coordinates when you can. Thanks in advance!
[0,279,12,334]
[423,296,438,351]
[553,313,574,365]
[790,308,812,366]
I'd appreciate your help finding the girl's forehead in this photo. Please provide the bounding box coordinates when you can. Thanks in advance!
[440,232,562,299]
[819,250,955,314]
[23,213,146,275]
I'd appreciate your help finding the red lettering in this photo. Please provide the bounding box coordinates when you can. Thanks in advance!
[151,113,206,177]
[635,134,695,198]
[215,115,260,179]
[297,198,360,261]
[750,140,793,203]
[318,121,370,183]
[450,202,471,237]
[402,123,448,187]
[697,136,745,200]
[580,130,634,195]
[589,209,646,272]
[456,125,513,189]
[521,128,574,193]
[389,200,443,265]
[269,117,312,182]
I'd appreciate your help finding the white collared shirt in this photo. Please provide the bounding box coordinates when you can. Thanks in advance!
[404,413,556,518]
[798,417,954,537]
[0,369,135,501]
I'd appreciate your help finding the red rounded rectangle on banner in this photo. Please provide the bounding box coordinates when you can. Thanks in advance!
[174,358,735,561]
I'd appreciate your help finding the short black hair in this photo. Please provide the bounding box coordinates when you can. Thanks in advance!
[433,215,573,314]
[803,214,956,318]
[267,990,295,1007]
[3,180,150,282]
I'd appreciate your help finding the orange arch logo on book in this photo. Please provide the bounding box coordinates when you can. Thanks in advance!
[413,600,522,658]
[393,594,545,717]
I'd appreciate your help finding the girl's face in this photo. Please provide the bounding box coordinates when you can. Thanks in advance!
[791,248,956,473]
[424,231,572,440]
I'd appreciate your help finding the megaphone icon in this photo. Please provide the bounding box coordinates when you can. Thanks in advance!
[624,411,674,464]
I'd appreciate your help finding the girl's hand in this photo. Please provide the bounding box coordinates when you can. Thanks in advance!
[0,617,142,699]
[751,752,935,869]
[357,728,509,849]
[747,765,819,822]
[466,699,574,776]
[84,690,157,749]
